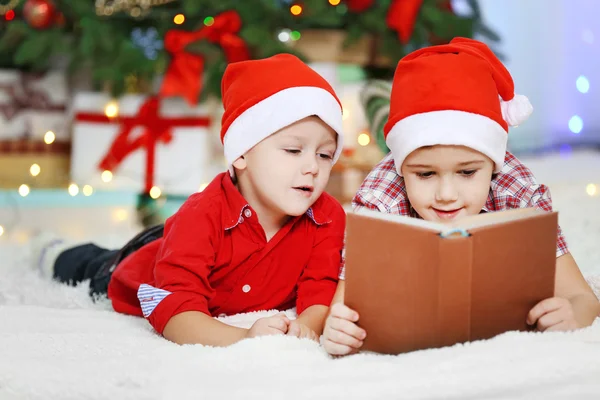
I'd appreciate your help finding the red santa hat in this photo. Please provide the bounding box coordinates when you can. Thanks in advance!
[220,54,344,170]
[384,37,533,175]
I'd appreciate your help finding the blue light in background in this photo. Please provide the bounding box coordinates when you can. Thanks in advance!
[559,144,572,157]
[569,115,584,134]
[576,76,590,93]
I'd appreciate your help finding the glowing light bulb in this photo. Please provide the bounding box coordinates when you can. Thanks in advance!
[569,115,583,134]
[342,107,350,121]
[113,208,128,222]
[83,185,94,196]
[44,131,55,144]
[149,186,162,199]
[357,133,371,146]
[18,184,30,197]
[576,76,590,93]
[278,29,291,42]
[290,5,302,15]
[30,163,41,177]
[68,183,79,196]
[104,101,119,118]
[101,170,113,183]
[586,183,597,196]
[174,13,185,24]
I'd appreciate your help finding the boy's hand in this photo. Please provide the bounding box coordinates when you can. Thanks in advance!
[527,297,580,332]
[246,312,290,338]
[286,320,319,342]
[322,303,367,356]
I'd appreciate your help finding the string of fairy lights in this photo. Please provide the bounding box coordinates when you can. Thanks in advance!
[0,98,214,238]
[95,0,177,18]
[0,92,376,238]
[0,0,385,239]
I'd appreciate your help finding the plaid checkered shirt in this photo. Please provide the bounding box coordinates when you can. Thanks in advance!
[338,151,569,280]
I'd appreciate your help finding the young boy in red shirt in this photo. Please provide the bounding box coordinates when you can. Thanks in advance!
[321,38,600,356]
[33,54,347,346]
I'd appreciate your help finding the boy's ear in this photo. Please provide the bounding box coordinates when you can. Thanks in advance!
[232,156,247,171]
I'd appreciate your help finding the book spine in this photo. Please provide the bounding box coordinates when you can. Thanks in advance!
[437,236,473,347]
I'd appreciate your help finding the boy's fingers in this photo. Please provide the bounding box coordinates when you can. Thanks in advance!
[536,310,564,331]
[274,312,291,325]
[329,316,367,340]
[325,327,364,349]
[310,331,319,342]
[286,322,301,337]
[323,339,355,356]
[330,303,359,322]
[527,297,564,325]
[267,327,287,336]
[544,321,567,332]
[268,318,289,332]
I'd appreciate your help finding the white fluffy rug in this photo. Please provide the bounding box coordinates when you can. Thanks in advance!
[2,150,600,399]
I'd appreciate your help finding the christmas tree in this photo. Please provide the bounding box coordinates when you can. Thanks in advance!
[0,0,499,102]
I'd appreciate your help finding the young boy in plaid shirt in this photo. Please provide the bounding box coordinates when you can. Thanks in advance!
[322,38,600,356]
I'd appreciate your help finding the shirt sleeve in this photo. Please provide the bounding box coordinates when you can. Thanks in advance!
[351,189,385,213]
[295,202,346,314]
[517,183,569,258]
[141,196,219,334]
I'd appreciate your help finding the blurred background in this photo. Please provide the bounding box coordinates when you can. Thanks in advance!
[0,0,599,250]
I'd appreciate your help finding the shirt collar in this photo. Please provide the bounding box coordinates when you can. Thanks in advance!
[220,173,333,230]
[221,173,252,230]
[482,189,495,213]
[305,194,334,225]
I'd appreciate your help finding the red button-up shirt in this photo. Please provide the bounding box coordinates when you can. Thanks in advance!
[108,173,345,334]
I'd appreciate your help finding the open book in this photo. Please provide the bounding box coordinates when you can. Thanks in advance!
[343,207,558,355]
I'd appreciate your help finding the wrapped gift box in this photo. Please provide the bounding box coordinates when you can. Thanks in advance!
[0,70,68,141]
[0,70,70,189]
[70,92,218,196]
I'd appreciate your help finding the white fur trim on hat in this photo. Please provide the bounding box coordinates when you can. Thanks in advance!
[223,86,344,169]
[386,110,507,175]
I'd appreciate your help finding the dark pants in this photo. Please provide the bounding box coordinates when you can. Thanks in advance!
[54,244,119,297]
[53,224,165,298]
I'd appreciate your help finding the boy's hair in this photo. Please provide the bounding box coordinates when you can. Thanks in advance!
[383,37,533,175]
[219,54,345,171]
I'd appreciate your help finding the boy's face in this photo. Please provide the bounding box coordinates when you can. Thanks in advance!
[233,116,337,219]
[401,145,494,222]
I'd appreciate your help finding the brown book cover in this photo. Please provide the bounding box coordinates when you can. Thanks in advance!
[343,208,558,355]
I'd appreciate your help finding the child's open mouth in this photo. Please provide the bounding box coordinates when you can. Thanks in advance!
[293,186,314,197]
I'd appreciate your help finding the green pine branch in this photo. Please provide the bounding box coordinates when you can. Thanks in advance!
[0,0,500,101]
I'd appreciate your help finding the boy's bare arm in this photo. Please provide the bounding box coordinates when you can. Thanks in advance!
[163,311,291,346]
[162,311,247,346]
[295,305,329,335]
[554,253,600,327]
[330,280,345,305]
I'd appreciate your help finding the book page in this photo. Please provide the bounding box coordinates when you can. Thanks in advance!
[349,207,550,235]
[351,207,446,232]
[450,208,548,231]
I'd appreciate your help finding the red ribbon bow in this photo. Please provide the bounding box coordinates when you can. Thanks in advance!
[386,0,424,44]
[345,0,425,44]
[159,10,251,105]
[76,96,211,193]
